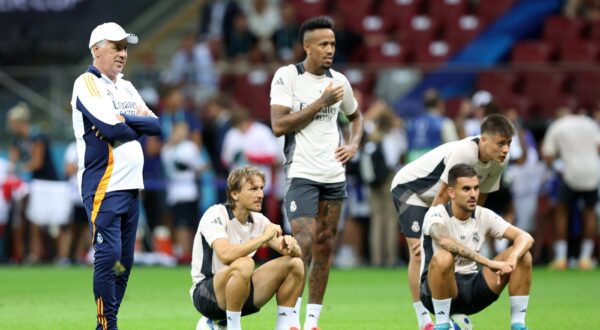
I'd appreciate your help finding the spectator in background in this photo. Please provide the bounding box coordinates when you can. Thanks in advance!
[360,100,407,267]
[7,102,69,264]
[273,0,301,63]
[541,108,600,270]
[455,90,493,139]
[198,0,240,45]
[202,94,233,201]
[162,122,207,264]
[163,32,220,105]
[564,0,600,21]
[159,86,203,146]
[240,0,282,57]
[406,89,459,163]
[226,13,258,62]
[331,12,363,64]
[62,141,91,265]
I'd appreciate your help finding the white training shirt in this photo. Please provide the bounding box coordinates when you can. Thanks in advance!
[71,66,149,200]
[162,139,203,205]
[391,136,509,207]
[270,63,358,183]
[190,204,271,298]
[542,114,600,191]
[421,204,510,275]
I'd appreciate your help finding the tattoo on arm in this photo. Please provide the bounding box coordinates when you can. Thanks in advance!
[429,223,478,261]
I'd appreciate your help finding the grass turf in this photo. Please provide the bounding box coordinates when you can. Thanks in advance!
[0,266,597,329]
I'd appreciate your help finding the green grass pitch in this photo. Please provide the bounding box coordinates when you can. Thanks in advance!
[0,266,597,329]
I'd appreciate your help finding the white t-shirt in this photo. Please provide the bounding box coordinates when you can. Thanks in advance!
[391,136,509,207]
[190,204,271,298]
[542,114,600,190]
[421,204,510,275]
[162,140,203,205]
[64,142,83,206]
[270,64,358,183]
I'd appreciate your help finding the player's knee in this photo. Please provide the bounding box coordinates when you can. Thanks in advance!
[230,256,255,279]
[430,250,454,271]
[288,256,304,277]
[519,251,533,267]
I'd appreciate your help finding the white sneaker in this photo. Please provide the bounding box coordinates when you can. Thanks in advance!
[196,316,227,330]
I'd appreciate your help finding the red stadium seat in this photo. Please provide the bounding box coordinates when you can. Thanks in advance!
[342,67,376,95]
[589,20,600,41]
[232,70,273,122]
[444,97,465,118]
[359,15,393,36]
[494,92,533,120]
[535,93,578,118]
[291,0,331,23]
[378,0,423,31]
[400,15,440,47]
[429,0,469,27]
[476,0,515,23]
[511,41,556,64]
[542,16,586,47]
[571,71,600,107]
[333,0,376,32]
[476,71,520,95]
[365,41,411,64]
[414,40,453,64]
[445,15,484,48]
[522,71,567,102]
[559,39,600,63]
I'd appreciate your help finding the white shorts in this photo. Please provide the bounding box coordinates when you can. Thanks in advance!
[26,179,72,226]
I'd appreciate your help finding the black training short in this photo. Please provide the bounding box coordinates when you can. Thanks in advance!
[192,277,260,320]
[420,272,499,315]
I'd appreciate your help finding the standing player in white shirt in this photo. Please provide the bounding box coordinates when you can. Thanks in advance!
[270,16,363,330]
[391,114,514,330]
[191,166,303,330]
[420,164,533,330]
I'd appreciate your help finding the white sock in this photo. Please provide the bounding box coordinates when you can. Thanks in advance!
[580,239,595,260]
[432,298,451,325]
[510,295,529,325]
[276,306,295,330]
[294,297,302,316]
[554,240,567,260]
[303,304,322,330]
[413,301,432,327]
[494,238,509,254]
[226,310,242,330]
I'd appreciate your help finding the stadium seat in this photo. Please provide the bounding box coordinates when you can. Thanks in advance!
[476,0,515,23]
[291,0,331,23]
[365,41,411,64]
[535,93,577,118]
[476,71,520,95]
[559,39,600,63]
[378,0,423,31]
[445,15,484,48]
[428,0,469,28]
[542,16,586,47]
[511,41,556,64]
[342,67,376,95]
[334,0,375,32]
[414,40,453,64]
[522,71,567,101]
[493,92,533,120]
[444,97,465,118]
[570,71,600,107]
[588,20,600,41]
[359,15,393,36]
[401,15,440,47]
[232,70,272,122]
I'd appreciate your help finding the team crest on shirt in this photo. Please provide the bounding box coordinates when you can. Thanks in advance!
[96,232,103,244]
[290,201,297,213]
[411,221,420,232]
[472,232,480,244]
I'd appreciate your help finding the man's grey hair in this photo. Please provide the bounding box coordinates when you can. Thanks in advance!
[90,40,109,59]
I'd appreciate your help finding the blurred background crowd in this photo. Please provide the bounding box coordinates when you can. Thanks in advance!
[0,0,599,271]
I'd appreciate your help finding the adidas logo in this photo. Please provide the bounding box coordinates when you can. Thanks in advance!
[520,308,527,313]
[421,311,428,316]
[274,77,284,86]
[308,314,316,318]
[436,311,446,315]
[279,312,287,316]
[228,316,233,321]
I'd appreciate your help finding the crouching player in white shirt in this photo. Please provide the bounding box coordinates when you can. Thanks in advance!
[420,164,534,330]
[191,166,304,330]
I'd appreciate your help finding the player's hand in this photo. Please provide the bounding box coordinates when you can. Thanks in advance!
[280,235,298,255]
[135,104,157,117]
[319,82,344,107]
[335,144,357,164]
[91,125,112,145]
[263,223,282,242]
[488,260,513,284]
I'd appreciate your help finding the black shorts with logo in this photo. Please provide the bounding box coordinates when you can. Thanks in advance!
[284,177,346,221]
[420,272,499,315]
[192,277,260,320]
[391,185,428,238]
